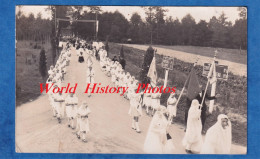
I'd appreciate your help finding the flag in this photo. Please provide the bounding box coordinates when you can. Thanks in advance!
[186,68,201,100]
[207,61,217,84]
[208,61,217,113]
[147,56,157,87]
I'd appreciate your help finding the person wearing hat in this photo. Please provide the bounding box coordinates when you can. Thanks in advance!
[76,101,91,142]
[53,88,65,123]
[167,93,178,124]
[128,89,143,133]
[182,99,203,154]
[65,93,78,129]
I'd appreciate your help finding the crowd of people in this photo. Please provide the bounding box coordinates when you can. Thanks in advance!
[45,37,233,154]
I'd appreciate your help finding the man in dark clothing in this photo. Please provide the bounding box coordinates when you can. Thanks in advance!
[112,56,118,62]
[119,56,126,70]
[195,90,216,133]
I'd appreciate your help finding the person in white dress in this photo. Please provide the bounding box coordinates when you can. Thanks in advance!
[65,93,78,129]
[76,101,91,142]
[86,65,95,97]
[53,89,65,123]
[143,106,171,154]
[151,92,161,116]
[128,89,143,133]
[167,93,177,124]
[182,99,203,154]
[200,114,232,154]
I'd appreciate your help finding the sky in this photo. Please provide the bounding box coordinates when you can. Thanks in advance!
[16,6,243,24]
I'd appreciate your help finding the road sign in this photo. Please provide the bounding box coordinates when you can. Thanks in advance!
[202,62,228,80]
[161,56,174,70]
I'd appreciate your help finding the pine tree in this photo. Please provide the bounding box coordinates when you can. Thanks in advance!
[39,48,47,80]
[139,46,154,83]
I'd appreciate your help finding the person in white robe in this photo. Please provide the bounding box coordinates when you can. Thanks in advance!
[65,93,78,129]
[200,114,232,154]
[182,99,203,154]
[128,89,143,133]
[167,93,177,124]
[48,65,55,77]
[151,92,161,116]
[86,65,95,97]
[76,101,91,142]
[53,89,65,123]
[143,106,171,154]
[46,76,56,117]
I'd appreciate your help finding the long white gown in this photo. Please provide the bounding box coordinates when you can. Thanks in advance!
[143,111,168,154]
[200,114,232,154]
[182,99,203,153]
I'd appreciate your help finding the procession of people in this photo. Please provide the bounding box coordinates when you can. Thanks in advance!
[45,36,232,154]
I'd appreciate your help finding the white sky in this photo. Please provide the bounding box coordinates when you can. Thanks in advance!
[17,6,242,24]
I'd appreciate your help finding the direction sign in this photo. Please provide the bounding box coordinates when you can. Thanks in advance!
[161,56,174,70]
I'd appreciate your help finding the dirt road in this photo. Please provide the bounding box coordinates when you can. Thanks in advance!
[15,47,246,154]
[122,44,247,77]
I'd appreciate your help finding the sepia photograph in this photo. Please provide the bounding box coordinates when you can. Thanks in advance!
[15,6,247,154]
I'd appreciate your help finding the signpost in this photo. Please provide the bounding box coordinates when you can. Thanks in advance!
[161,56,174,88]
[202,62,229,80]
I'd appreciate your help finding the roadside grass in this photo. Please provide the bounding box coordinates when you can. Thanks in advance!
[108,42,247,146]
[16,40,54,106]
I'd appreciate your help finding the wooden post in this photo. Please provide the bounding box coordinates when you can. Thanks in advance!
[163,69,169,88]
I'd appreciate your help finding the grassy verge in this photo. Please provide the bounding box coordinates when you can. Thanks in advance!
[108,43,247,146]
[16,40,54,106]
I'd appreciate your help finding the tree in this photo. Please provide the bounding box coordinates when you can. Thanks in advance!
[193,20,212,46]
[181,14,196,45]
[139,46,154,83]
[39,48,47,80]
[142,7,157,44]
[154,7,168,44]
[128,12,143,43]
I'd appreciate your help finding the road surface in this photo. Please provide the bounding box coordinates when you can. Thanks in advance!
[15,47,246,154]
[122,44,247,77]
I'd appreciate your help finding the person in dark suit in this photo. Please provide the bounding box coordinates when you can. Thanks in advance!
[195,90,216,134]
[112,56,118,62]
[119,56,126,70]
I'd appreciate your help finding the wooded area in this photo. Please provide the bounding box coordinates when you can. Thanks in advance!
[16,6,247,50]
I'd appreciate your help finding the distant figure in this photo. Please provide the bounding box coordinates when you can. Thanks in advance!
[200,114,232,154]
[112,56,118,62]
[78,52,85,63]
[119,56,126,70]
[182,99,203,154]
